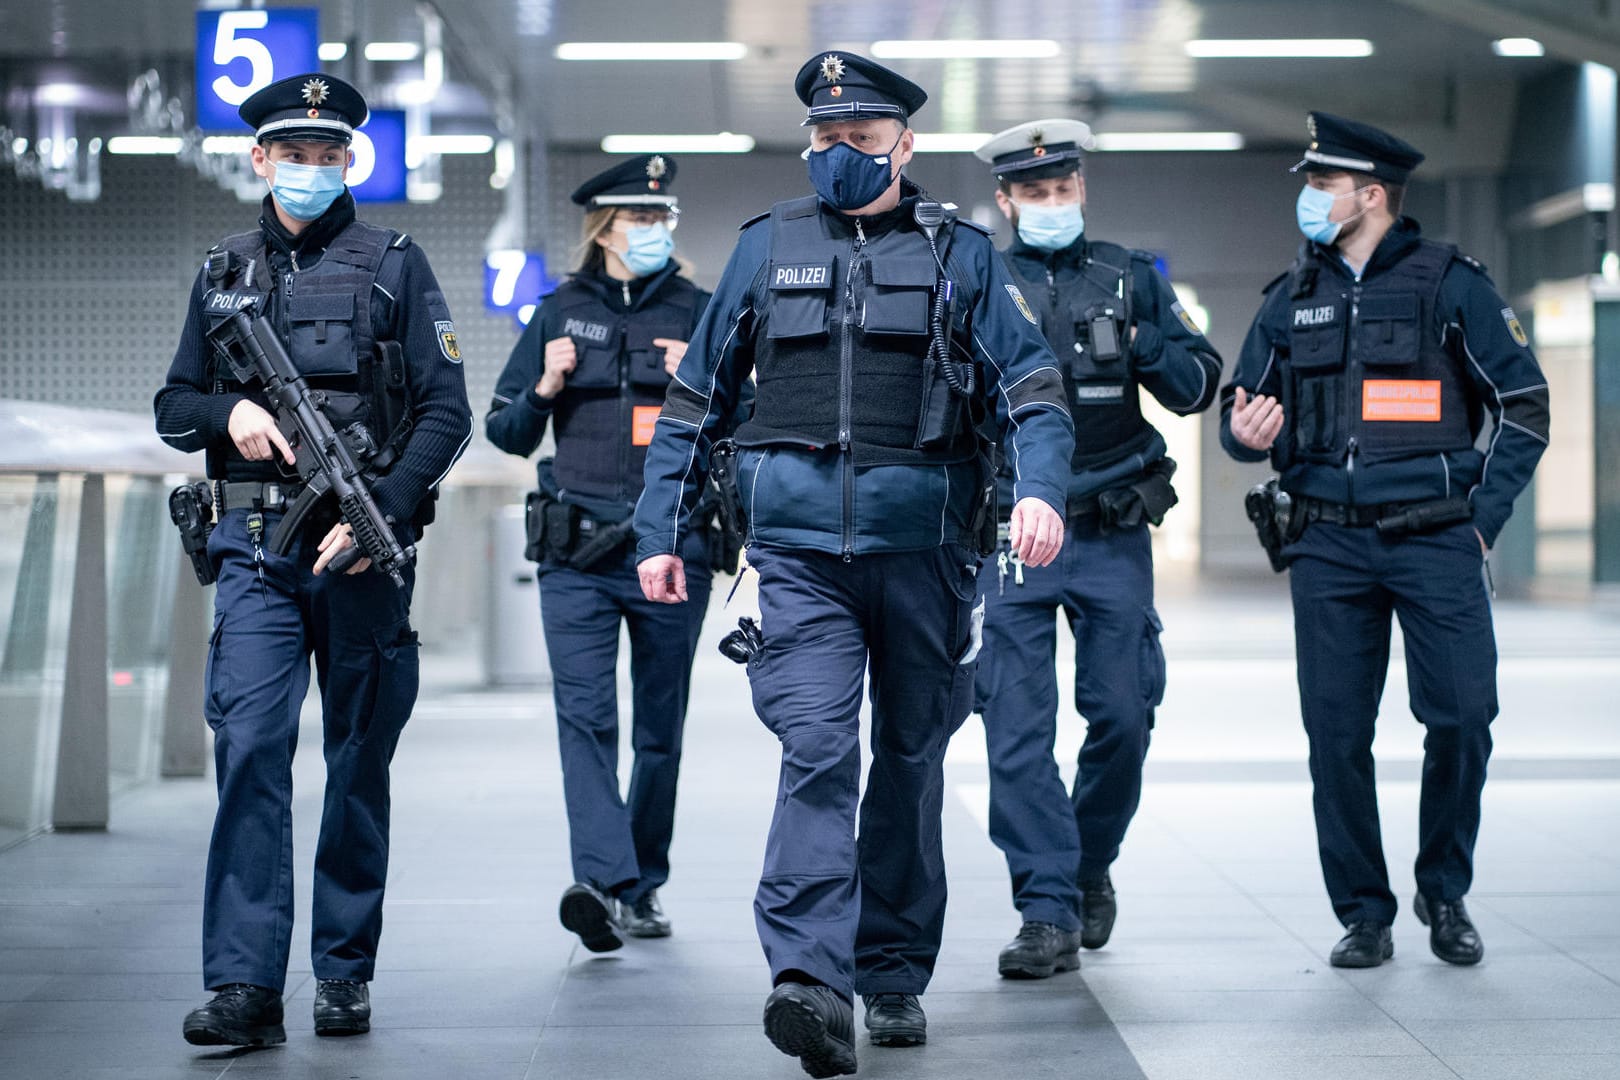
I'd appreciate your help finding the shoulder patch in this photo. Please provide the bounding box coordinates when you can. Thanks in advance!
[1453,251,1488,275]
[1501,306,1529,348]
[389,232,412,250]
[1170,299,1203,336]
[434,319,462,363]
[1005,283,1038,325]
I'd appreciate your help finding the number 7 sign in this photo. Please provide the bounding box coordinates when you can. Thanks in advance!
[195,8,320,131]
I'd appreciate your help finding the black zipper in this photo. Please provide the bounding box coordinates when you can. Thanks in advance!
[839,220,866,561]
[1346,281,1361,504]
[617,321,631,501]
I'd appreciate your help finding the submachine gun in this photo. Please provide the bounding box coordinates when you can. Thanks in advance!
[206,308,415,587]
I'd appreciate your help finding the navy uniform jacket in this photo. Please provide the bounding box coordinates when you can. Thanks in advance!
[633,194,1075,561]
[484,264,716,516]
[154,193,473,525]
[1002,234,1221,507]
[1219,219,1549,547]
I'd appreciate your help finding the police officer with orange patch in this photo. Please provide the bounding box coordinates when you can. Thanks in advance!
[1221,112,1549,970]
[487,155,734,951]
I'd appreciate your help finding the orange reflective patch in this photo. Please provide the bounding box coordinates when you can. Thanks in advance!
[632,405,661,446]
[1362,380,1441,422]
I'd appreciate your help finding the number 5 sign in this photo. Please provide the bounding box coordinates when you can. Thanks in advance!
[195,8,320,131]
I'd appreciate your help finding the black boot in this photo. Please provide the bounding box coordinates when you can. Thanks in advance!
[997,921,1082,979]
[763,982,857,1078]
[1079,871,1118,949]
[862,992,927,1047]
[314,979,371,1036]
[1329,922,1394,968]
[182,984,286,1047]
[559,882,623,953]
[620,889,672,938]
[1415,894,1484,965]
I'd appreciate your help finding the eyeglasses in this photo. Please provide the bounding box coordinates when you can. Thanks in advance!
[615,207,680,231]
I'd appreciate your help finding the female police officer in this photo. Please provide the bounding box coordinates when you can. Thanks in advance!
[486,155,730,951]
[155,73,472,1045]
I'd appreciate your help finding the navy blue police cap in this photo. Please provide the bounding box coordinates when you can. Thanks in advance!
[569,154,679,208]
[795,51,927,127]
[975,119,1093,182]
[240,73,367,144]
[1292,111,1424,184]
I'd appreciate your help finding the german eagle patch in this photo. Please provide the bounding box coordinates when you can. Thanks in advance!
[1500,307,1528,348]
[435,319,462,363]
[1005,283,1038,325]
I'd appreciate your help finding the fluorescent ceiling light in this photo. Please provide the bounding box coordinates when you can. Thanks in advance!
[365,42,422,62]
[600,133,755,153]
[318,42,348,61]
[1185,39,1373,58]
[871,39,1059,59]
[35,82,88,106]
[202,135,257,154]
[912,132,991,153]
[412,134,495,154]
[555,41,747,61]
[1492,37,1545,57]
[107,136,183,155]
[1092,131,1244,151]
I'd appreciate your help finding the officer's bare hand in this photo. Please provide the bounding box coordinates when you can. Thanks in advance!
[638,554,687,603]
[228,399,296,464]
[1007,497,1064,568]
[653,338,688,376]
[537,337,577,399]
[312,522,372,576]
[1231,386,1285,451]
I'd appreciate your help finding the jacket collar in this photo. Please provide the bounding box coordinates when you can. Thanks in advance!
[1313,216,1424,280]
[259,190,356,260]
[1008,230,1089,269]
[566,262,683,313]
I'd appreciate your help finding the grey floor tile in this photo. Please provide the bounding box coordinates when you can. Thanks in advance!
[1126,1051,1459,1080]
[1442,1053,1620,1079]
[1113,1018,1429,1058]
[1403,1018,1620,1057]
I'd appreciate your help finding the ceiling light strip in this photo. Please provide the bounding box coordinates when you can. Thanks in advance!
[1092,132,1245,152]
[600,133,755,153]
[556,42,748,61]
[871,39,1059,59]
[1184,39,1374,58]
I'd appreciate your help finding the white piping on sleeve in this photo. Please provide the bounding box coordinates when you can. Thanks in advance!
[427,428,474,492]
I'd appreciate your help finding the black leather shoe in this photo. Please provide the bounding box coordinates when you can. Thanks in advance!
[314,979,370,1036]
[997,921,1082,979]
[1330,922,1394,968]
[763,983,857,1078]
[620,890,672,938]
[862,992,926,1047]
[1079,871,1118,949]
[559,882,623,953]
[1415,894,1484,965]
[182,984,286,1047]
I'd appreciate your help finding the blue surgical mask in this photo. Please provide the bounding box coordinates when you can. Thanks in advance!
[621,223,675,277]
[1015,200,1085,251]
[269,160,346,221]
[1296,184,1368,245]
[806,137,900,211]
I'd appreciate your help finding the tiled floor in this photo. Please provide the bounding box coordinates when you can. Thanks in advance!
[1,578,1617,1079]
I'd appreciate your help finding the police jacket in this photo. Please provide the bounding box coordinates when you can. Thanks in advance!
[633,179,1074,560]
[1219,218,1549,546]
[154,192,473,526]
[485,264,717,519]
[1000,233,1220,514]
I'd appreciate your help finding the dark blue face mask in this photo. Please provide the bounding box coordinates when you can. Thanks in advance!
[806,133,901,211]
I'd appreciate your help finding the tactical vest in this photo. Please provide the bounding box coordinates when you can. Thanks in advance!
[544,275,701,501]
[203,221,413,478]
[1283,239,1476,467]
[735,195,979,467]
[1009,240,1152,469]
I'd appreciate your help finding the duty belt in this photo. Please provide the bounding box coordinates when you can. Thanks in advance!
[215,480,299,513]
[1298,495,1472,532]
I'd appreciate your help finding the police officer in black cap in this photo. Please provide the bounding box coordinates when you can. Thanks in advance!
[970,119,1222,976]
[487,154,741,951]
[634,52,1073,1076]
[1221,112,1549,969]
[155,73,472,1045]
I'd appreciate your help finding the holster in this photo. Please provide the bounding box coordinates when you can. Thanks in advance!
[1244,476,1297,573]
[1096,457,1179,532]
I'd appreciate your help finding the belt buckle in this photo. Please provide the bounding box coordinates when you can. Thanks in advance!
[263,483,282,509]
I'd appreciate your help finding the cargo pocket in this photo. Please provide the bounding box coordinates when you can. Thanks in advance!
[204,615,227,731]
[766,260,834,340]
[568,339,620,389]
[626,323,681,389]
[1289,297,1347,459]
[287,292,358,376]
[1139,607,1166,718]
[861,256,935,337]
[1355,294,1420,368]
[359,615,420,745]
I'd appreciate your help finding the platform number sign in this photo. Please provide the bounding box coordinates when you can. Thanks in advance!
[350,110,407,203]
[195,8,320,131]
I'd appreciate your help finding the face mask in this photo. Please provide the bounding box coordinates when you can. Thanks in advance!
[620,223,675,277]
[1014,200,1084,251]
[806,135,900,211]
[1296,184,1369,245]
[268,160,346,221]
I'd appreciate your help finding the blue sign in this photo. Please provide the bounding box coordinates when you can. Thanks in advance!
[484,253,560,327]
[350,110,406,203]
[195,8,319,132]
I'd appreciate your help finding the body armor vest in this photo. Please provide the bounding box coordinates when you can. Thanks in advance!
[736,195,978,467]
[1283,239,1476,467]
[203,221,412,481]
[1009,240,1153,469]
[544,274,700,503]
